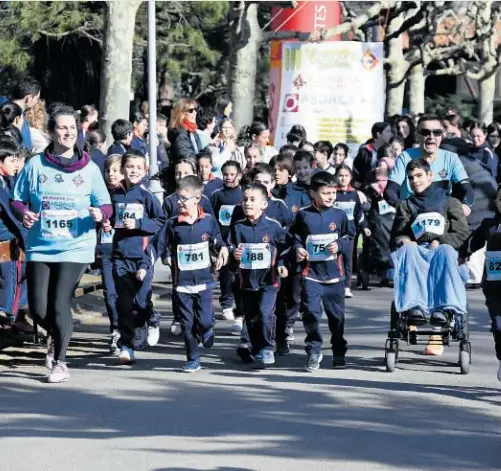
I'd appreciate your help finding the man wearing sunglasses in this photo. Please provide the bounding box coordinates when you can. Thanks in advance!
[385,114,474,217]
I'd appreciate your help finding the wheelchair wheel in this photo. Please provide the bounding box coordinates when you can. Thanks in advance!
[385,339,398,372]
[459,341,471,375]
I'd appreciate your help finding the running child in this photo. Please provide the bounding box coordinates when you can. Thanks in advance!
[197,150,223,198]
[313,141,336,174]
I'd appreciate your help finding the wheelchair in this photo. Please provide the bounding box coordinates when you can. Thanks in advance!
[384,302,471,374]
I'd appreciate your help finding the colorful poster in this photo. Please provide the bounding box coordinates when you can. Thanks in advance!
[273,41,385,152]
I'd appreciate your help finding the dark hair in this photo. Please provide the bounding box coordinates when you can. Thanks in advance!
[270,154,295,176]
[417,114,442,128]
[470,121,487,134]
[333,143,349,157]
[389,135,405,148]
[336,163,353,176]
[111,119,133,141]
[130,112,147,126]
[371,122,391,139]
[0,126,23,147]
[177,174,203,193]
[47,103,79,133]
[157,113,168,123]
[299,139,314,150]
[377,143,393,160]
[293,149,314,166]
[395,115,416,147]
[311,170,337,192]
[175,157,198,175]
[238,121,268,146]
[286,124,307,144]
[122,149,147,168]
[196,106,216,131]
[12,76,41,100]
[243,182,268,200]
[444,112,462,128]
[253,162,274,179]
[406,158,431,174]
[0,101,22,129]
[79,104,97,123]
[215,95,232,116]
[278,144,298,160]
[196,149,212,164]
[84,130,106,152]
[0,135,20,161]
[222,159,242,174]
[487,122,501,136]
[313,140,333,157]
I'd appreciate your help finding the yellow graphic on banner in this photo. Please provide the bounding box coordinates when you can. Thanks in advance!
[284,48,302,71]
[317,117,368,144]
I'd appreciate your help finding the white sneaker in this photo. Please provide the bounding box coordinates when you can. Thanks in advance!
[109,330,120,355]
[147,325,160,347]
[170,321,182,336]
[345,288,353,298]
[231,317,243,336]
[222,308,235,321]
[497,360,501,382]
[133,324,148,350]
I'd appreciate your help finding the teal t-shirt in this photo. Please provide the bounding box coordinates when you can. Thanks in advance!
[13,154,111,263]
[389,148,468,199]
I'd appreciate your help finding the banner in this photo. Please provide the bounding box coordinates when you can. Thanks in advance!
[273,41,385,152]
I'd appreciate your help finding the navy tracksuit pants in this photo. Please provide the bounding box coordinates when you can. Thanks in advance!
[302,279,347,356]
[483,284,501,360]
[275,271,301,345]
[343,239,355,289]
[174,288,214,361]
[242,286,278,353]
[101,252,119,332]
[218,264,234,310]
[114,258,154,349]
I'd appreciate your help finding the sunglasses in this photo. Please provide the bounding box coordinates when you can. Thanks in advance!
[418,129,443,137]
[186,108,197,114]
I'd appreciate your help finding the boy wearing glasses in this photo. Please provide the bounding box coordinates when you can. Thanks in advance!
[385,114,474,215]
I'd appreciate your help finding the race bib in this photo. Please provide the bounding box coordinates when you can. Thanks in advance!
[100,228,114,244]
[114,203,144,229]
[218,205,235,226]
[486,251,501,281]
[378,199,396,215]
[240,243,272,269]
[41,209,78,239]
[177,241,210,271]
[305,233,338,262]
[411,212,445,240]
[334,201,356,220]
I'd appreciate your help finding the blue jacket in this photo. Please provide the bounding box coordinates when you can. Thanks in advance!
[157,207,225,288]
[90,148,106,177]
[0,96,31,149]
[203,175,224,198]
[0,175,25,246]
[231,196,294,229]
[292,204,354,283]
[272,182,311,215]
[227,213,289,291]
[107,141,129,157]
[131,136,148,155]
[163,192,215,220]
[334,187,367,234]
[111,183,165,265]
[210,185,243,238]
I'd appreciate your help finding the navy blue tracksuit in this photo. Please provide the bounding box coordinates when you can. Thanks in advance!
[203,175,224,198]
[111,183,165,348]
[157,207,226,361]
[227,214,289,353]
[293,204,354,356]
[334,187,367,289]
[211,185,243,310]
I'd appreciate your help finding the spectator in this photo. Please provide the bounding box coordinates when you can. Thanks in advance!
[156,113,169,170]
[0,101,24,147]
[237,121,278,163]
[25,99,50,153]
[332,143,351,170]
[394,115,415,149]
[389,136,405,159]
[77,104,98,151]
[286,124,307,146]
[196,106,216,148]
[107,119,133,156]
[168,98,201,163]
[85,130,107,177]
[130,112,148,155]
[213,94,233,136]
[470,122,498,178]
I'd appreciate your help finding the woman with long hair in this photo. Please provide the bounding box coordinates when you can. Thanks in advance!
[168,98,201,163]
[237,120,277,164]
[25,99,50,153]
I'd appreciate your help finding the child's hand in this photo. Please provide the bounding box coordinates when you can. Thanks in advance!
[89,207,103,222]
[123,218,136,230]
[296,248,308,262]
[102,221,112,233]
[22,210,39,229]
[277,266,288,278]
[136,269,147,281]
[363,228,372,237]
[327,242,339,254]
[429,240,440,249]
[234,246,243,261]
[216,247,229,270]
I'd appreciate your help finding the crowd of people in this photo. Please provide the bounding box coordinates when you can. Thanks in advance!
[0,76,500,383]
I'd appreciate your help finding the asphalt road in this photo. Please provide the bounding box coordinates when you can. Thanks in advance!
[0,284,499,471]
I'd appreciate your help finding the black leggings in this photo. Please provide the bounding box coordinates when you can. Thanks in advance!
[27,262,86,362]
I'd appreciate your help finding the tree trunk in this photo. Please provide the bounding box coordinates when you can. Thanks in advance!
[229,2,262,131]
[479,70,496,124]
[408,63,425,115]
[99,0,142,144]
[385,15,407,117]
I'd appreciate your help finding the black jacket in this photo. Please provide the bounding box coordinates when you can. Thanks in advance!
[353,142,376,188]
[168,127,202,163]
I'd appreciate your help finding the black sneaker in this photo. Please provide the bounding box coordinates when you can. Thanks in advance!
[236,343,254,364]
[276,342,290,356]
[202,329,215,348]
[333,356,346,368]
[305,352,323,372]
[430,310,448,326]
